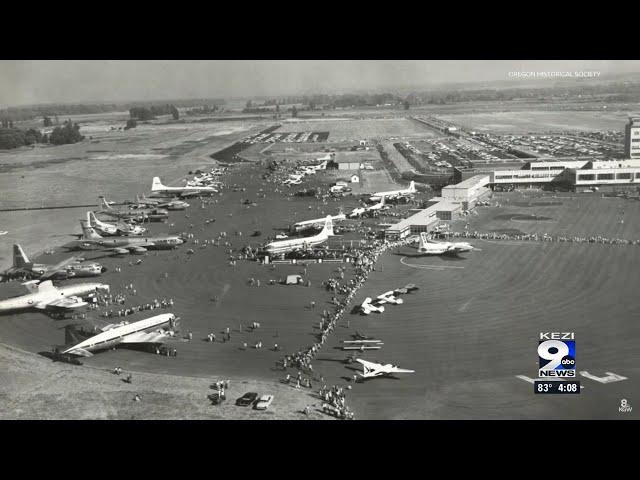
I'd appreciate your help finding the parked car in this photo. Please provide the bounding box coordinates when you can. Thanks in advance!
[236,392,259,407]
[254,394,274,410]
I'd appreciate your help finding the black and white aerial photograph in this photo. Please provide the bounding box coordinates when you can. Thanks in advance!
[0,60,638,420]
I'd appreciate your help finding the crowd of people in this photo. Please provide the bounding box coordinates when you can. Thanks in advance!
[275,236,414,419]
[100,297,174,318]
[449,230,640,245]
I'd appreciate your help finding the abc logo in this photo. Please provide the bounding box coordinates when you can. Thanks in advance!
[538,340,576,370]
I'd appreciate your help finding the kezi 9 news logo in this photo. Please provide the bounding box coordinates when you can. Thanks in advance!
[538,332,576,378]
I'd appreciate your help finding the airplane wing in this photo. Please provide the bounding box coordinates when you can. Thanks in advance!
[51,256,83,269]
[38,295,88,310]
[389,367,415,373]
[355,359,378,369]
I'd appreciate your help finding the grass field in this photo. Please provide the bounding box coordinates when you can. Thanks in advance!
[0,118,266,271]
[275,118,440,142]
[463,191,640,240]
[438,111,631,134]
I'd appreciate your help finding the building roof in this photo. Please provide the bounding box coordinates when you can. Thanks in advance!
[387,199,459,233]
[443,174,490,190]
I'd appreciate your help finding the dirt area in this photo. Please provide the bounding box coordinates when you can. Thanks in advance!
[0,342,331,420]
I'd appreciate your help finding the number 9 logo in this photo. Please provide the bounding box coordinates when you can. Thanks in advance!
[538,340,569,370]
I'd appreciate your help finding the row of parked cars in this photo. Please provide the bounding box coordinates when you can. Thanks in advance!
[209,390,274,410]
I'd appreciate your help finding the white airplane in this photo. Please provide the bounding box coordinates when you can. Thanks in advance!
[356,359,415,379]
[416,232,473,255]
[135,194,190,211]
[87,212,146,237]
[98,197,168,222]
[66,220,184,255]
[349,196,386,218]
[310,160,328,170]
[61,313,177,357]
[0,231,7,236]
[359,297,385,315]
[4,244,104,280]
[264,216,334,255]
[370,181,416,202]
[0,279,109,314]
[348,207,366,218]
[292,213,346,233]
[376,290,404,305]
[367,195,387,212]
[151,176,217,197]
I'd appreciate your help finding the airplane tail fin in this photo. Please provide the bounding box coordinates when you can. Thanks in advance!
[322,216,334,236]
[87,211,101,228]
[13,244,30,268]
[409,181,416,193]
[99,196,112,210]
[80,220,102,240]
[152,177,164,192]
[419,232,430,249]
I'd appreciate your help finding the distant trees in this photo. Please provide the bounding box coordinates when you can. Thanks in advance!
[43,116,53,127]
[129,107,155,121]
[0,127,43,149]
[403,100,410,110]
[129,104,179,121]
[291,106,298,118]
[49,120,84,145]
[124,119,137,130]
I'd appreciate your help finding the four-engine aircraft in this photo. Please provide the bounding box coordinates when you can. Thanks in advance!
[0,279,109,313]
[3,244,104,280]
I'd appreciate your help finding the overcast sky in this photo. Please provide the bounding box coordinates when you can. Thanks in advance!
[2,60,640,107]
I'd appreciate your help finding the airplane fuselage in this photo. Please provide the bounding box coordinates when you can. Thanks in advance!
[62,313,175,356]
[0,282,108,313]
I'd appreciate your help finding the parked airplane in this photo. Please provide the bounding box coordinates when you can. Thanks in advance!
[416,232,473,255]
[292,213,346,233]
[359,297,385,315]
[376,290,404,305]
[370,181,416,201]
[264,216,334,255]
[4,244,104,280]
[87,212,146,237]
[151,177,217,197]
[61,313,178,357]
[0,279,109,314]
[65,220,184,255]
[134,194,189,211]
[98,197,168,222]
[349,196,386,218]
[356,359,415,379]
[0,231,7,236]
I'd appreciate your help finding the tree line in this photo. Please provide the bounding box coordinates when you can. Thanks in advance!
[0,119,84,150]
[129,105,179,121]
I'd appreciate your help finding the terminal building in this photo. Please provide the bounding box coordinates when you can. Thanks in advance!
[385,119,640,239]
[624,117,640,159]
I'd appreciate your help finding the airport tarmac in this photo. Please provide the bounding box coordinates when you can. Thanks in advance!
[1,160,638,419]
